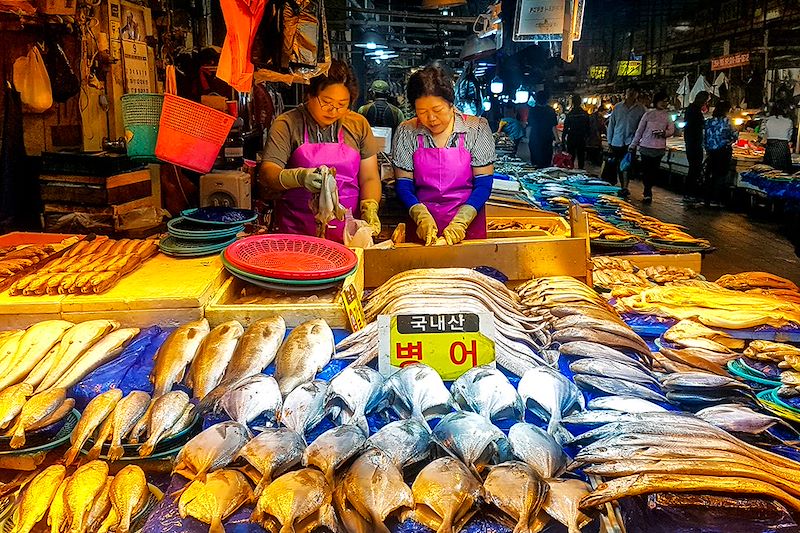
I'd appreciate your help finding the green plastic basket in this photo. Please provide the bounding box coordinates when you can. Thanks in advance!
[122,93,163,162]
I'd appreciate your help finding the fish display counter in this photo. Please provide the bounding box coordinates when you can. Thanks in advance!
[2,260,800,532]
[0,233,227,329]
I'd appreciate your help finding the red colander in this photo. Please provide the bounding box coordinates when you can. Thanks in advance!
[224,235,358,281]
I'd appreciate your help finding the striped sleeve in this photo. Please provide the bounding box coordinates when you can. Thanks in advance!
[467,117,496,167]
[392,121,417,172]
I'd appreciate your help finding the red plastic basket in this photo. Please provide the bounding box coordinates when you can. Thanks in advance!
[155,93,235,173]
[224,235,359,281]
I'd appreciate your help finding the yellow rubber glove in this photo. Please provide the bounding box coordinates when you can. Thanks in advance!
[278,167,323,192]
[443,205,478,245]
[409,203,438,246]
[360,199,381,236]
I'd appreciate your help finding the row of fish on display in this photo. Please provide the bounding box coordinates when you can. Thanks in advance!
[0,320,141,450]
[152,362,594,533]
[5,462,153,533]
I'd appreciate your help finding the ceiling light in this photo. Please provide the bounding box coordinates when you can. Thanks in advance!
[490,76,503,94]
[355,29,388,49]
[514,86,529,104]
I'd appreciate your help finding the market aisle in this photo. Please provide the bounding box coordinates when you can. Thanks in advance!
[621,180,800,284]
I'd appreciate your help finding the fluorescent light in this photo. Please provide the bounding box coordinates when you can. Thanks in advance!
[490,76,503,94]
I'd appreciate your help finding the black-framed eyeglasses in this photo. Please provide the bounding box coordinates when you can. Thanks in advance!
[316,96,349,113]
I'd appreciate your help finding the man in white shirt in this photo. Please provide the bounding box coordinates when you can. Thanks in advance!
[606,86,646,195]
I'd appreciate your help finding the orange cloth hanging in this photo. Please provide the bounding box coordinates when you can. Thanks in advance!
[217,0,268,92]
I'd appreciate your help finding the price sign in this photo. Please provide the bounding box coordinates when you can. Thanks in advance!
[340,282,366,332]
[377,312,496,380]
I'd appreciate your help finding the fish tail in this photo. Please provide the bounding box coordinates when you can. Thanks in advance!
[369,510,391,533]
[279,523,295,533]
[9,426,25,449]
[250,507,264,524]
[117,509,133,533]
[107,443,124,462]
[209,516,225,533]
[85,441,103,462]
[63,445,79,466]
[355,415,369,436]
[551,422,574,448]
[253,475,270,499]
[138,439,155,457]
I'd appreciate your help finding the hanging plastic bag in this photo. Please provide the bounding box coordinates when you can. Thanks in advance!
[343,211,375,249]
[619,151,633,172]
[13,45,53,113]
[43,38,80,103]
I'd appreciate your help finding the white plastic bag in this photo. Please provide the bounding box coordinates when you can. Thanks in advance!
[343,211,374,249]
[13,46,53,113]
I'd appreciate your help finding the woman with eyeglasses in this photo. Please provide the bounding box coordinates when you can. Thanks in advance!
[260,60,382,242]
[392,65,495,245]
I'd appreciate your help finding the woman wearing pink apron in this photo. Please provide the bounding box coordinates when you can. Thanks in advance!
[392,65,495,245]
[260,60,382,243]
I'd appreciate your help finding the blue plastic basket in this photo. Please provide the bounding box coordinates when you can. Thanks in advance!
[122,93,163,162]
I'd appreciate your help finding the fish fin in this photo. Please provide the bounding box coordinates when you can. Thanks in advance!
[117,508,133,533]
[279,523,295,533]
[369,509,391,533]
[208,515,225,533]
[436,508,456,533]
[85,440,104,462]
[354,415,369,436]
[107,444,124,462]
[138,439,156,457]
[253,474,271,499]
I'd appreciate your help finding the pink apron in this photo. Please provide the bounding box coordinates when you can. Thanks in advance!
[410,129,487,241]
[275,124,361,243]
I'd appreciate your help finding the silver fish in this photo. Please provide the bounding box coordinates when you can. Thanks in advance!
[564,409,671,427]
[107,390,151,462]
[518,367,584,444]
[222,374,282,427]
[279,379,328,438]
[139,390,190,457]
[303,425,366,485]
[508,422,568,478]
[573,375,669,403]
[696,404,784,435]
[569,358,659,386]
[324,365,386,434]
[387,364,452,428]
[432,411,511,474]
[187,320,245,400]
[558,341,650,370]
[451,365,524,422]
[660,372,753,391]
[366,418,431,469]
[236,427,306,497]
[173,421,250,482]
[587,395,668,414]
[274,319,334,396]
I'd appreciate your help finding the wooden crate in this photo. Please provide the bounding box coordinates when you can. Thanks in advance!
[40,169,152,206]
[487,216,571,239]
[205,249,364,329]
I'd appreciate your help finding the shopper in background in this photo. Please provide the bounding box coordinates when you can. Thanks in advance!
[607,85,646,195]
[703,100,738,208]
[760,104,794,172]
[684,90,709,203]
[562,94,591,169]
[528,90,559,168]
[497,104,526,156]
[358,79,405,132]
[586,108,606,166]
[392,65,495,245]
[629,91,675,204]
[260,60,382,241]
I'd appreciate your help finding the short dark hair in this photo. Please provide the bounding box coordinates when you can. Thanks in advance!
[407,65,455,106]
[771,103,788,118]
[535,90,550,105]
[713,100,731,118]
[570,94,583,108]
[694,90,709,104]
[308,60,359,103]
[653,91,669,105]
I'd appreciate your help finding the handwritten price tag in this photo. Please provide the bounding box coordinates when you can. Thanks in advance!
[378,312,496,380]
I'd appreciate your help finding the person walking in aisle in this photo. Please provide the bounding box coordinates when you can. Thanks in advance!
[358,79,406,132]
[497,104,526,157]
[760,104,794,172]
[628,91,675,204]
[607,86,646,195]
[703,100,738,208]
[562,94,591,169]
[683,90,709,202]
[528,90,559,168]
[586,108,606,166]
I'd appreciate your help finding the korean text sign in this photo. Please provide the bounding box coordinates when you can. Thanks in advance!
[377,312,496,380]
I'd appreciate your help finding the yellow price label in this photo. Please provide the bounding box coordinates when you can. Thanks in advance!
[380,313,496,380]
[340,282,366,332]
